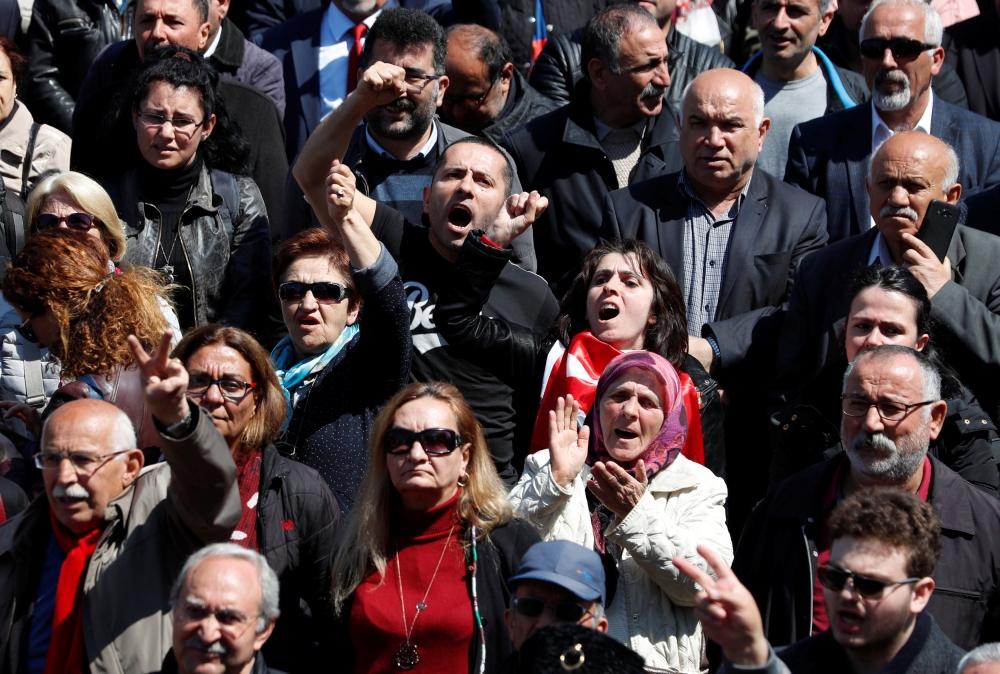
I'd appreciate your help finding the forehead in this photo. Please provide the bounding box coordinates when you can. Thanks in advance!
[617,24,668,64]
[437,143,506,176]
[683,81,752,120]
[865,4,925,38]
[871,144,943,184]
[758,0,822,11]
[184,556,261,608]
[282,255,345,283]
[829,536,910,578]
[393,397,459,431]
[44,409,116,452]
[186,344,254,378]
[594,251,645,276]
[846,354,924,397]
[849,287,919,323]
[368,40,435,69]
[141,82,202,111]
[138,0,198,18]
[605,369,663,400]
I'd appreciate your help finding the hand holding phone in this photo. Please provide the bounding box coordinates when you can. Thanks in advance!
[915,199,961,262]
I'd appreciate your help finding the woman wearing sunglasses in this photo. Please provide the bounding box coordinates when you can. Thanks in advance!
[109,47,272,341]
[509,351,732,673]
[330,380,540,674]
[269,160,410,513]
[169,323,341,673]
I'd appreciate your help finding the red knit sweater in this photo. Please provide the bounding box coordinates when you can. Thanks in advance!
[349,492,473,673]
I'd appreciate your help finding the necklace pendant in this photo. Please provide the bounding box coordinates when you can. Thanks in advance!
[416,601,427,612]
[159,264,174,284]
[393,643,420,670]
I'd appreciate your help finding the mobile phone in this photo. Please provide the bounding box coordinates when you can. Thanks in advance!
[916,200,961,262]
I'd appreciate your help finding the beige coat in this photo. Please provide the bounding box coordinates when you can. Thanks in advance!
[0,102,71,196]
[509,452,733,673]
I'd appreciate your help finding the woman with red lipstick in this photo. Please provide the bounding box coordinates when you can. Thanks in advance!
[509,351,732,673]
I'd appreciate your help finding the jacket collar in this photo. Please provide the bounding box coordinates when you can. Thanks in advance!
[646,454,701,493]
[563,79,678,152]
[209,18,246,71]
[0,103,33,160]
[261,443,291,491]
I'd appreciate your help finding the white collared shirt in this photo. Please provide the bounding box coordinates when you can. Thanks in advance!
[365,123,439,160]
[203,26,222,59]
[318,5,383,121]
[868,231,896,265]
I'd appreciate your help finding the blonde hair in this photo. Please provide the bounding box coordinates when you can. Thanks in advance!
[26,172,128,262]
[330,381,514,613]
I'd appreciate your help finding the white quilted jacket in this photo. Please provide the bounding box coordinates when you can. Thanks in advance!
[509,451,734,673]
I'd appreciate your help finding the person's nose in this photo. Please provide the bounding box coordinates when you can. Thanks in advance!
[299,289,319,312]
[408,441,430,462]
[653,59,671,88]
[863,326,885,348]
[880,47,898,70]
[862,402,885,433]
[56,456,78,484]
[157,119,176,141]
[150,18,169,42]
[887,185,910,207]
[772,7,791,31]
[706,125,725,147]
[621,396,640,419]
[203,381,226,406]
[196,615,224,645]
[457,171,475,195]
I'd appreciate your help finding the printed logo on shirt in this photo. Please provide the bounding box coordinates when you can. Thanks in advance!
[404,280,449,354]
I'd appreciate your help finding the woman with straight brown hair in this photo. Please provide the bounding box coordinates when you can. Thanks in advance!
[330,381,540,674]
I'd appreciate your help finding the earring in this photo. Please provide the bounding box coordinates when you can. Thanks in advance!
[457,472,470,487]
[200,135,207,141]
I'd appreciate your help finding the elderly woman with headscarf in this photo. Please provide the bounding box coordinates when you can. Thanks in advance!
[509,351,733,673]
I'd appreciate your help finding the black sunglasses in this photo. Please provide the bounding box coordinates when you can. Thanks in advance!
[277,281,352,304]
[15,315,38,343]
[384,428,463,455]
[860,37,937,59]
[817,565,920,600]
[513,596,592,623]
[34,212,102,232]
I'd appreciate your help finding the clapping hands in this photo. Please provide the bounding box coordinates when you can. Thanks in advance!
[548,395,589,488]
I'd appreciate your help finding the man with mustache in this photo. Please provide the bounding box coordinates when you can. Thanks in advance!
[0,332,240,673]
[160,544,281,674]
[735,344,1000,652]
[785,0,1000,242]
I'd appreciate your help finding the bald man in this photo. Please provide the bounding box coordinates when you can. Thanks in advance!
[770,131,1000,462]
[599,68,829,536]
[0,334,239,674]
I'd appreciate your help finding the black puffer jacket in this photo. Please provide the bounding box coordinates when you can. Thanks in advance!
[24,0,131,134]
[434,231,727,478]
[110,162,273,341]
[529,25,735,111]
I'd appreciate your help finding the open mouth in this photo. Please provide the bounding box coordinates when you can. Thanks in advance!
[614,429,638,440]
[598,302,620,321]
[448,204,473,229]
[297,316,320,327]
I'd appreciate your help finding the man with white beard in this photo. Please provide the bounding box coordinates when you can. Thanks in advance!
[732,344,1000,652]
[784,0,1000,243]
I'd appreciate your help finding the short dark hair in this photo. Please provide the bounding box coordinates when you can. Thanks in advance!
[581,4,657,78]
[828,488,943,579]
[0,33,26,87]
[273,227,362,315]
[191,0,209,23]
[433,136,514,198]
[553,239,688,369]
[360,8,448,74]
[446,24,512,84]
[848,264,934,345]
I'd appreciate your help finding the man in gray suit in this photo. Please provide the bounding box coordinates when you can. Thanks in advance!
[599,68,829,536]
[770,131,1000,435]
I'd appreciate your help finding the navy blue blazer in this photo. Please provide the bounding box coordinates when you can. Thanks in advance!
[784,98,1000,243]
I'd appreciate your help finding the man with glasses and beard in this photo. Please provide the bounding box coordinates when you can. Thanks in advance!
[734,344,1000,652]
[784,0,1000,243]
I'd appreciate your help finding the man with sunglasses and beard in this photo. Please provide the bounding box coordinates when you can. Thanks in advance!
[784,0,1000,243]
[676,489,965,674]
[734,345,1000,653]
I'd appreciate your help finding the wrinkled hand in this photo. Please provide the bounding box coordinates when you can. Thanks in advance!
[688,336,715,373]
[902,232,952,298]
[0,401,40,438]
[548,395,589,488]
[483,191,549,250]
[352,61,408,110]
[587,460,647,520]
[674,544,769,667]
[127,331,190,427]
[326,159,356,225]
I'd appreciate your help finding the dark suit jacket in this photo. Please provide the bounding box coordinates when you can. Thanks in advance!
[784,98,1000,243]
[598,168,829,375]
[944,8,1000,121]
[768,225,1000,425]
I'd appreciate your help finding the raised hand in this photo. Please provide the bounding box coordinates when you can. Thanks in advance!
[484,191,549,250]
[352,62,409,110]
[127,331,190,427]
[548,395,589,488]
[326,159,356,225]
[587,459,648,519]
[673,544,770,667]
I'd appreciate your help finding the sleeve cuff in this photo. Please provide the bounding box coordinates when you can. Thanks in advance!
[351,243,398,295]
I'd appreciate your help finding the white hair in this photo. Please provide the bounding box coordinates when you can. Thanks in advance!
[171,543,281,634]
[957,643,1000,673]
[679,79,766,127]
[40,404,137,458]
[859,0,943,48]
[869,136,960,191]
[843,344,942,402]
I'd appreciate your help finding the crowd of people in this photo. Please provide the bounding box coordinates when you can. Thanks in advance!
[0,0,998,670]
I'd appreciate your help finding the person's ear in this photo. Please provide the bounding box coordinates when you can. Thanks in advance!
[945,182,961,204]
[927,400,948,441]
[757,117,771,148]
[817,5,836,36]
[200,113,216,141]
[914,333,930,352]
[121,448,145,488]
[500,62,515,96]
[253,619,276,651]
[587,58,608,90]
[346,301,361,326]
[911,577,934,613]
[595,616,609,633]
[504,606,515,635]
[198,20,211,50]
[929,46,944,76]
[435,75,449,107]
[460,443,471,474]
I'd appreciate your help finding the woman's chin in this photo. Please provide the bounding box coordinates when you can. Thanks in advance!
[605,442,645,464]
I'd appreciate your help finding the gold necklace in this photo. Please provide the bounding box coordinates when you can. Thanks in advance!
[392,524,457,670]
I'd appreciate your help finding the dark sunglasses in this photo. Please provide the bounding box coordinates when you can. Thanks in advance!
[384,428,463,455]
[277,281,352,304]
[512,596,592,623]
[15,315,38,343]
[34,212,102,232]
[860,37,937,59]
[817,565,920,600]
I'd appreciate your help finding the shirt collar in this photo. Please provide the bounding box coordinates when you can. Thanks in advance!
[202,26,222,58]
[871,90,934,150]
[677,168,753,215]
[365,121,439,160]
[592,116,646,142]
[323,3,381,42]
[868,230,896,265]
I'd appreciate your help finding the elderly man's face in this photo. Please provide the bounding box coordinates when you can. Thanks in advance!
[364,41,447,142]
[41,401,142,536]
[441,34,511,135]
[173,556,274,674]
[135,0,211,59]
[591,24,671,125]
[861,4,943,113]
[503,579,607,651]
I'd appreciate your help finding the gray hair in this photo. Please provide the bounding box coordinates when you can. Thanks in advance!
[679,79,766,127]
[582,4,658,77]
[40,404,137,458]
[868,136,960,191]
[843,344,942,402]
[859,0,943,48]
[957,643,1000,673]
[171,543,281,634]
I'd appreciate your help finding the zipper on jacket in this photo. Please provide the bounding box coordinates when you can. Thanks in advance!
[802,524,814,636]
[177,204,199,326]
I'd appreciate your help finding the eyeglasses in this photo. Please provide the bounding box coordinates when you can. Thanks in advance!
[137,110,206,137]
[15,315,38,343]
[817,565,920,600]
[187,375,258,402]
[859,37,937,59]
[34,449,129,474]
[443,78,496,109]
[403,69,442,88]
[841,396,935,422]
[277,281,352,304]
[384,428,463,455]
[34,212,102,232]
[176,601,258,638]
[512,596,593,623]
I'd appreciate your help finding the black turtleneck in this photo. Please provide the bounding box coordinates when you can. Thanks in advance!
[137,153,203,329]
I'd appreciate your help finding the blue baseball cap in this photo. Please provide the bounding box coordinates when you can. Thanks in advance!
[508,540,606,605]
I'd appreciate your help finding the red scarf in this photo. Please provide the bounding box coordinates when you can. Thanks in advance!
[531,332,705,465]
[44,509,102,674]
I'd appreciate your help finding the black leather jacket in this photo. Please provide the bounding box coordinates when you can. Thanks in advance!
[529,24,735,112]
[24,0,132,134]
[112,163,273,340]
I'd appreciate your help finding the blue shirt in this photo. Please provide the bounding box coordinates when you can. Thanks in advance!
[26,533,67,674]
[318,5,383,120]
